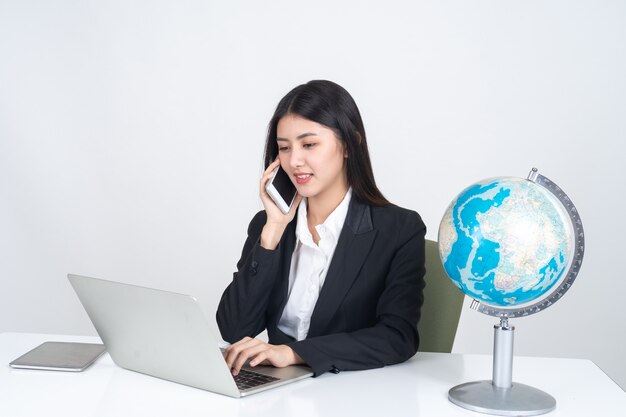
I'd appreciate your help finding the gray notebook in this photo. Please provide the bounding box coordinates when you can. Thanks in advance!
[9,341,106,372]
[67,273,313,397]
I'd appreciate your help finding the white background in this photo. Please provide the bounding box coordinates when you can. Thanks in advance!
[1,0,624,389]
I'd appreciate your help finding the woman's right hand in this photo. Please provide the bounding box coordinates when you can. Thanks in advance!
[259,159,302,250]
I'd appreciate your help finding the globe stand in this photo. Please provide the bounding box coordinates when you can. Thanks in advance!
[448,317,556,416]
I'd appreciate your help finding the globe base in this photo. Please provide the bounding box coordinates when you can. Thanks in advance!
[448,380,556,416]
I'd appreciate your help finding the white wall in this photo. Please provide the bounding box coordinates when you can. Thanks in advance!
[1,0,624,389]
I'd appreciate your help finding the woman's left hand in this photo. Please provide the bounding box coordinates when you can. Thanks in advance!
[224,337,303,376]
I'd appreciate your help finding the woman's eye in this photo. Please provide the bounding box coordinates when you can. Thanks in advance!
[303,143,316,149]
[278,146,289,152]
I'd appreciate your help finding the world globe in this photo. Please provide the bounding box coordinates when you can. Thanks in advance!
[438,168,584,318]
[439,169,585,416]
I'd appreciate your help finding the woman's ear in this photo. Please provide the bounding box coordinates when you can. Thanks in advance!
[346,131,363,158]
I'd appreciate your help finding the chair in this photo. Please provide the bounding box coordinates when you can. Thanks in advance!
[417,239,465,353]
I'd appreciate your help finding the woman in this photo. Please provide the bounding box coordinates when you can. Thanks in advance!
[217,80,426,377]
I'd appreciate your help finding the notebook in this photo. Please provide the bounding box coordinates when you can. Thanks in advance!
[67,274,312,397]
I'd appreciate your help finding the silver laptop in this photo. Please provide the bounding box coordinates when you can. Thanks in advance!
[68,274,313,397]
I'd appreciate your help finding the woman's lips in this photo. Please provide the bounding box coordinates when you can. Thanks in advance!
[295,174,313,184]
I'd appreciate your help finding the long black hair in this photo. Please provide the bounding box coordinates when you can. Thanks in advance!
[263,80,389,206]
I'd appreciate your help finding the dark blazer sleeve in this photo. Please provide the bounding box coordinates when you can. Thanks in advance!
[286,209,426,376]
[216,211,283,342]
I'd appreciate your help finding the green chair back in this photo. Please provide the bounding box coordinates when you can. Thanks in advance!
[417,239,465,353]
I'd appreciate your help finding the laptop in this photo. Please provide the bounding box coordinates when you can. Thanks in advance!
[67,274,313,397]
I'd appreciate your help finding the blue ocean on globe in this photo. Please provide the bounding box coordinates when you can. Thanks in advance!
[438,177,574,307]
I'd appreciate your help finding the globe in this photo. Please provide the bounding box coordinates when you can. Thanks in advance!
[440,169,585,415]
[438,169,584,317]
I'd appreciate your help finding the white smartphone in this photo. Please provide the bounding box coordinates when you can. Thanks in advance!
[265,166,297,214]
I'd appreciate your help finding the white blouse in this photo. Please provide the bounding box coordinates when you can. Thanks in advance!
[277,188,352,341]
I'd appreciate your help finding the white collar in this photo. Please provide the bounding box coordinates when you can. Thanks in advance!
[295,188,352,247]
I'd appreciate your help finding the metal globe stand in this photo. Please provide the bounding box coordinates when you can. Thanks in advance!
[448,315,555,416]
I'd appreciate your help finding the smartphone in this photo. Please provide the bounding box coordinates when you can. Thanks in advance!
[265,165,297,214]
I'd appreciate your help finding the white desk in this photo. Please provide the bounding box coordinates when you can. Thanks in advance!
[1,333,623,417]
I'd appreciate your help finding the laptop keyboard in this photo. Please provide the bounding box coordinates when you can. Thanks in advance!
[234,369,280,390]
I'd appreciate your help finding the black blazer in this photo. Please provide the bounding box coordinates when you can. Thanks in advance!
[216,197,426,376]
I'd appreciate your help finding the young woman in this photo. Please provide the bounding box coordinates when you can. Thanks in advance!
[217,80,426,377]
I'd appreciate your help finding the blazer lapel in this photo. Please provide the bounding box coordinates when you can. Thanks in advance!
[307,198,377,337]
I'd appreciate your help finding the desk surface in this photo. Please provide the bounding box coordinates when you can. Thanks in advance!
[1,333,624,417]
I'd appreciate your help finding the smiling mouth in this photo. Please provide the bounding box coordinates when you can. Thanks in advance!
[295,174,313,184]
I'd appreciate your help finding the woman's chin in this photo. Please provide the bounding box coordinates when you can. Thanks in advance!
[295,187,317,199]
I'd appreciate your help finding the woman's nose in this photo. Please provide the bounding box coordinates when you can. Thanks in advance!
[289,148,304,168]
